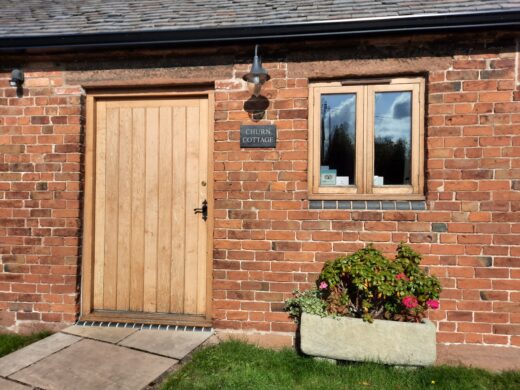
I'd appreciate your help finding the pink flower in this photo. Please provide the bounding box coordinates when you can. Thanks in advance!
[395,273,409,281]
[319,281,328,290]
[427,299,440,310]
[402,296,419,309]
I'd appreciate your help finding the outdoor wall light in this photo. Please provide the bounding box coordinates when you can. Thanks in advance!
[243,45,270,97]
[9,69,24,88]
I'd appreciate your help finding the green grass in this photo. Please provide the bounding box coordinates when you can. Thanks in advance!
[0,331,52,358]
[162,340,520,390]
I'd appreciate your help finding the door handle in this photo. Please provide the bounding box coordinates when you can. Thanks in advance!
[194,200,208,221]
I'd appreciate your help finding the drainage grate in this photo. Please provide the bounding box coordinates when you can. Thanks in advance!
[75,321,213,333]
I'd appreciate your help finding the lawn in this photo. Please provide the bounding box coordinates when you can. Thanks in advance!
[163,340,520,390]
[0,331,52,358]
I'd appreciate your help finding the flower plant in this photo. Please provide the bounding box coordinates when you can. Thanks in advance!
[285,243,441,323]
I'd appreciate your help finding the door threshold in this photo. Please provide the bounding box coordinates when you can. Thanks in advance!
[80,310,212,328]
[75,320,212,332]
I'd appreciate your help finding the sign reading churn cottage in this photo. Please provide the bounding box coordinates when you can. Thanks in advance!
[240,125,276,148]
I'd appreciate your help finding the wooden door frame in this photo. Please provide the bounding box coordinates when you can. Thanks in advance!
[80,87,215,327]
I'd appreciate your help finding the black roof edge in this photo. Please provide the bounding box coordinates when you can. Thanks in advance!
[1,9,519,53]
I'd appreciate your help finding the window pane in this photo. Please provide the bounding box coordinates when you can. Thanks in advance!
[374,91,412,185]
[320,94,356,186]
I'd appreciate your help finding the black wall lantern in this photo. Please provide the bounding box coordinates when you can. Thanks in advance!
[243,45,270,97]
[10,69,24,88]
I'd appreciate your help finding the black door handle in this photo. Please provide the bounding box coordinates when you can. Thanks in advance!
[194,200,208,221]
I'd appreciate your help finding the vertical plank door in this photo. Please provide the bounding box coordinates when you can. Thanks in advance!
[90,97,209,318]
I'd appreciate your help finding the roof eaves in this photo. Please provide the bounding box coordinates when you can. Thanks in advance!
[1,9,519,53]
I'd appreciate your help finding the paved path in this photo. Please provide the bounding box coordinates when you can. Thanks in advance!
[0,325,213,390]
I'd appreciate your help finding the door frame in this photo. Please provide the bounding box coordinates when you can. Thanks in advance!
[80,88,215,327]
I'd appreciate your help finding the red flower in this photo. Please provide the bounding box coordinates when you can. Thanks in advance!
[402,296,418,309]
[396,273,409,281]
[427,299,440,309]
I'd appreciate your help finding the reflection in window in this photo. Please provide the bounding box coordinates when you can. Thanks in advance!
[320,94,356,186]
[374,92,411,185]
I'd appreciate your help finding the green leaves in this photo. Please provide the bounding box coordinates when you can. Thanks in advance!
[285,243,442,324]
[284,289,328,323]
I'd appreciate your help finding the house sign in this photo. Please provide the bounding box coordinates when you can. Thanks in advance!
[240,125,276,148]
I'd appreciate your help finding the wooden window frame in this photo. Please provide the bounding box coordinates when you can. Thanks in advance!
[308,77,425,200]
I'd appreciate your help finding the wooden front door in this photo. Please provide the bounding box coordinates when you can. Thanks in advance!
[82,93,212,326]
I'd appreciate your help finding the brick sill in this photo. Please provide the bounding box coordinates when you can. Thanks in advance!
[309,200,427,210]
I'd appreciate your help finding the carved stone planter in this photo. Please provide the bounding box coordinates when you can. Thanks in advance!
[300,313,436,366]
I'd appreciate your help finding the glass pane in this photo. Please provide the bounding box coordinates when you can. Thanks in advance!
[374,91,412,186]
[320,94,356,186]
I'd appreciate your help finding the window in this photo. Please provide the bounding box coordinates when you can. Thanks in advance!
[309,78,425,200]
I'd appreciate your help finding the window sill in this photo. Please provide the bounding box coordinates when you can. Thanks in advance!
[309,200,427,211]
[308,193,425,201]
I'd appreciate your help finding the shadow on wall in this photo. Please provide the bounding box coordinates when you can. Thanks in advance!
[244,95,270,121]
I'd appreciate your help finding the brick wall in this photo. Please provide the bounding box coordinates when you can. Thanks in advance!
[212,38,520,347]
[1,32,519,347]
[0,72,83,332]
[425,52,520,346]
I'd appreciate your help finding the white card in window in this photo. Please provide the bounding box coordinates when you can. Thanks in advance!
[320,169,337,186]
[336,176,349,186]
[374,175,384,186]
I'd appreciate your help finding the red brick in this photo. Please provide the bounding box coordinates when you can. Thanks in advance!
[0,40,519,352]
[453,60,486,69]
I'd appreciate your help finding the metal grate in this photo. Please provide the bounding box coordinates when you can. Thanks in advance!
[75,320,213,333]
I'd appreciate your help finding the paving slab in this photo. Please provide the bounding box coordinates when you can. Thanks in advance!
[0,333,80,377]
[119,329,212,359]
[61,325,137,343]
[10,339,177,390]
[0,378,31,390]
[437,344,520,372]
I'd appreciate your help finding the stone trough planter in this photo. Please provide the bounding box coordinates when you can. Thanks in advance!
[300,313,436,366]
